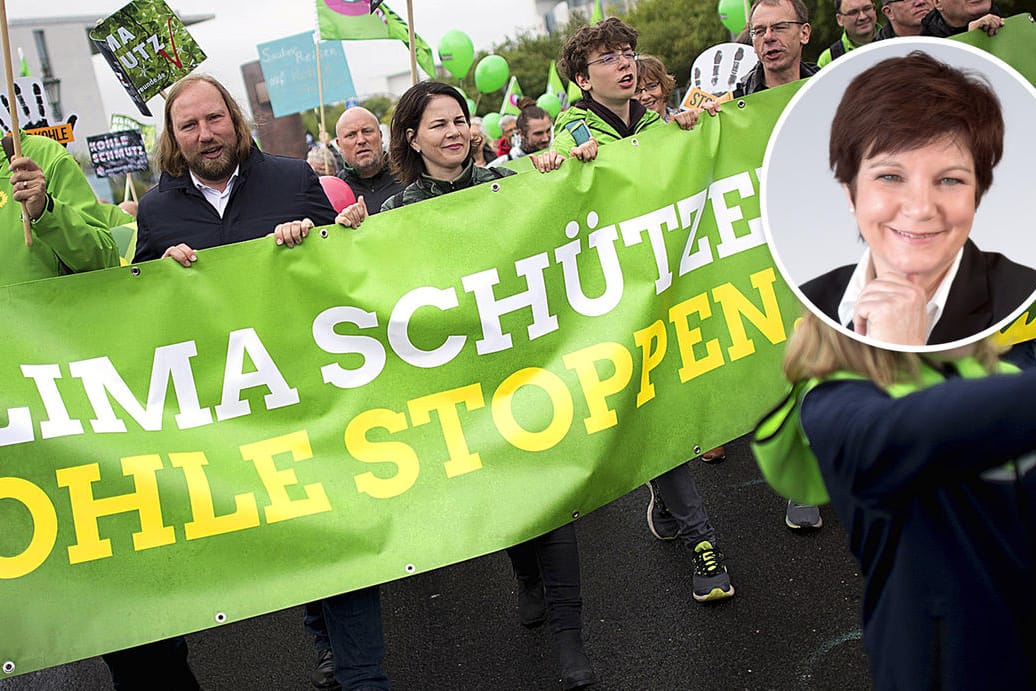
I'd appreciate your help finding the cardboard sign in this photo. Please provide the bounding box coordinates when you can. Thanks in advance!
[680,88,734,112]
[24,123,75,144]
[86,130,150,177]
[89,0,207,117]
[0,77,78,142]
[686,42,760,100]
[257,32,356,118]
[111,113,157,152]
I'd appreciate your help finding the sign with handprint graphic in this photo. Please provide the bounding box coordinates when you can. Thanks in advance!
[0,77,79,143]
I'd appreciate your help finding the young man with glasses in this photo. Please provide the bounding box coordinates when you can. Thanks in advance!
[734,0,818,97]
[874,0,933,39]
[530,17,735,607]
[532,17,715,172]
[817,0,878,67]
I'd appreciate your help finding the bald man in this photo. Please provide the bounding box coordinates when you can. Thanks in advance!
[334,107,403,213]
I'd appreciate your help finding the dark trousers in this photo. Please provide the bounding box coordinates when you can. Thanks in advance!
[652,462,716,550]
[101,637,199,691]
[304,600,331,654]
[320,585,389,690]
[506,523,583,634]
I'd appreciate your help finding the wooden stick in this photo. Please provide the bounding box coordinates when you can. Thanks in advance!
[315,32,329,162]
[129,173,138,202]
[0,0,32,246]
[406,0,418,86]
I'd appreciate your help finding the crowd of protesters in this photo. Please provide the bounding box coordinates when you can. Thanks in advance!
[5,0,1030,689]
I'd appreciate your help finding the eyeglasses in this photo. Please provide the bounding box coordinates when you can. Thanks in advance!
[586,51,638,67]
[749,21,807,39]
[634,81,660,95]
[838,5,876,18]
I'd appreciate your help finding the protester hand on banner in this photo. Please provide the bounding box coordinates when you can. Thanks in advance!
[529,137,598,173]
[969,13,1004,35]
[161,243,199,267]
[672,100,722,130]
[335,195,368,228]
[8,155,50,221]
[271,218,315,248]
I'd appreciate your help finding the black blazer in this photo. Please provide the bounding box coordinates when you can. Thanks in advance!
[800,239,1036,345]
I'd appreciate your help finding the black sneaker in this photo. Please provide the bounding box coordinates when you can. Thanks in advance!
[311,648,340,690]
[691,540,734,603]
[785,500,823,529]
[646,482,679,540]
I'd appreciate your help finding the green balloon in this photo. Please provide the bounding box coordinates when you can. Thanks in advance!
[474,55,509,94]
[482,112,502,139]
[466,98,476,115]
[536,93,562,119]
[438,30,474,80]
[717,0,747,34]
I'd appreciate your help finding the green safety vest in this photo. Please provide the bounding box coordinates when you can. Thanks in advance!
[751,357,1019,505]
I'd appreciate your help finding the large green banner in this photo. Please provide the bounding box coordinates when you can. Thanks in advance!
[2,19,1033,677]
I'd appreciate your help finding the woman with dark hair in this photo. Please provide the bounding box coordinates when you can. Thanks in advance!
[634,54,678,122]
[339,80,596,690]
[756,309,1036,688]
[800,51,1036,348]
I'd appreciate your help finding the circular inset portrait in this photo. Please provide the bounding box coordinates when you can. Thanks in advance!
[761,38,1036,352]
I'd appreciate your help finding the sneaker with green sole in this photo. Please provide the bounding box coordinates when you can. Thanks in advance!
[691,540,734,603]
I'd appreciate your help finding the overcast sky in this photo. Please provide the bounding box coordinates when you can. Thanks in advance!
[7,0,551,126]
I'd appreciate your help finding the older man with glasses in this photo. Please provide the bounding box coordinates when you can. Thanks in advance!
[817,0,878,67]
[875,0,933,39]
[734,0,818,97]
[921,0,1003,37]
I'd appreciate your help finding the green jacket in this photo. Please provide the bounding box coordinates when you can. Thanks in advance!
[551,101,662,155]
[817,30,869,67]
[381,161,514,212]
[1,134,126,286]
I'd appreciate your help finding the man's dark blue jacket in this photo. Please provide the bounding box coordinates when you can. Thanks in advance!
[135,144,336,261]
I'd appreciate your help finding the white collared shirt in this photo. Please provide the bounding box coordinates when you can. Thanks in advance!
[190,166,240,218]
[836,247,965,341]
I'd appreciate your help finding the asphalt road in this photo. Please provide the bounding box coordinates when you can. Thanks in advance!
[1,435,871,690]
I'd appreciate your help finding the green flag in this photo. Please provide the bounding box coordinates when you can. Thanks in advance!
[591,0,605,23]
[567,78,583,106]
[499,76,524,115]
[547,60,568,108]
[316,0,436,78]
[18,48,30,77]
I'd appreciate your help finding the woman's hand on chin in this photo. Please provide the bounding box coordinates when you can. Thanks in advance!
[852,273,929,346]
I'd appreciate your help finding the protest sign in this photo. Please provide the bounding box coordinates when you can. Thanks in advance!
[257,32,357,118]
[86,130,150,177]
[0,77,77,143]
[686,42,758,100]
[0,16,1032,680]
[111,113,157,153]
[89,0,207,117]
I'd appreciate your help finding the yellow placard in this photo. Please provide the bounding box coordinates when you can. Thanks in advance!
[25,123,75,144]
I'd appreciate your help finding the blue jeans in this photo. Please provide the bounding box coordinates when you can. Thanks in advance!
[321,585,389,690]
[652,462,717,549]
[304,600,331,653]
